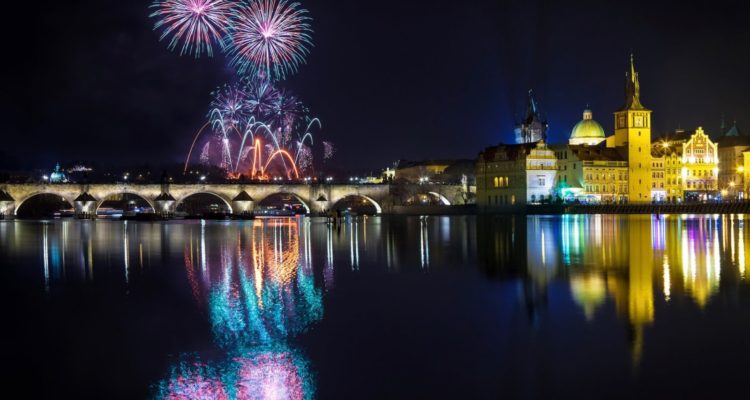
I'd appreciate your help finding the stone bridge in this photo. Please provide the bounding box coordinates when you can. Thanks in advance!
[0,182,468,217]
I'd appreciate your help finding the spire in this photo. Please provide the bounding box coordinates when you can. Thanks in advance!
[620,53,646,111]
[527,89,538,115]
[515,89,547,143]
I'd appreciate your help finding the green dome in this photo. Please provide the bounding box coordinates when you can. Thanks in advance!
[570,109,605,139]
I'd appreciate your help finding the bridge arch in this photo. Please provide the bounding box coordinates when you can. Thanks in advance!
[95,192,156,215]
[427,192,451,206]
[331,194,382,214]
[405,192,452,206]
[15,192,75,218]
[256,192,311,214]
[176,192,234,215]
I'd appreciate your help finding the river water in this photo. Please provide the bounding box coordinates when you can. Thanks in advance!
[2,215,750,399]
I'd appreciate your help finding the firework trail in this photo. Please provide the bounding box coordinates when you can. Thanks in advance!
[150,0,235,57]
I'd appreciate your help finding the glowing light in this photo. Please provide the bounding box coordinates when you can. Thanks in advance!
[226,0,313,80]
[185,77,325,178]
[150,0,234,57]
[663,255,671,302]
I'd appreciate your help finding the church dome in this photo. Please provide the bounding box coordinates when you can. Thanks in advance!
[570,109,606,145]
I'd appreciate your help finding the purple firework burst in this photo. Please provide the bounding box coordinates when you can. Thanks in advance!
[225,0,313,80]
[150,0,235,57]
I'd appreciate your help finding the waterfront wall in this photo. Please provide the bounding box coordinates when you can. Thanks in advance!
[480,202,750,215]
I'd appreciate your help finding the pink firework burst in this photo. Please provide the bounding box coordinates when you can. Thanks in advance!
[150,0,235,57]
[226,0,313,80]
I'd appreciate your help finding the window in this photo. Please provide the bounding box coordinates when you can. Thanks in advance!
[538,176,546,186]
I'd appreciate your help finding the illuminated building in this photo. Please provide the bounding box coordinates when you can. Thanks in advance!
[48,163,68,183]
[551,144,628,203]
[609,55,653,202]
[478,55,726,205]
[514,90,548,144]
[476,141,557,207]
[650,156,666,201]
[663,147,683,202]
[657,127,720,201]
[681,128,719,200]
[569,108,606,146]
[716,121,749,199]
[551,56,650,204]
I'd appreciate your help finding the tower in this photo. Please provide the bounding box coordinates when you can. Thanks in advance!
[614,55,652,202]
[514,90,548,144]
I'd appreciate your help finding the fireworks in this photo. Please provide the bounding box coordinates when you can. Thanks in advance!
[323,141,335,160]
[150,0,235,57]
[151,0,332,179]
[208,82,248,127]
[226,0,313,80]
[244,77,281,117]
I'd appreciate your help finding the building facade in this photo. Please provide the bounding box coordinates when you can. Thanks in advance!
[477,141,557,207]
[477,55,726,207]
[716,122,749,200]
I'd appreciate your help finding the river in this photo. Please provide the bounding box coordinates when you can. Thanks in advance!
[1,215,749,399]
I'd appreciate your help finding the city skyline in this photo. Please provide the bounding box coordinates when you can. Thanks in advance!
[2,0,750,172]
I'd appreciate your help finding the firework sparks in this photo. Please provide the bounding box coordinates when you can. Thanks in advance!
[244,77,282,117]
[323,141,335,160]
[209,82,248,127]
[226,0,313,80]
[150,0,235,57]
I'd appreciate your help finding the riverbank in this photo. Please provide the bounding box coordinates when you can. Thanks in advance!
[479,202,750,215]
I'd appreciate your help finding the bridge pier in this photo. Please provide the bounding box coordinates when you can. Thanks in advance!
[74,193,97,219]
[0,190,14,219]
[155,193,177,218]
[232,191,254,216]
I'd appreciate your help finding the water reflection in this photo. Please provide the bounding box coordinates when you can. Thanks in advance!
[4,215,750,397]
[479,214,750,365]
[161,218,320,398]
[157,346,312,399]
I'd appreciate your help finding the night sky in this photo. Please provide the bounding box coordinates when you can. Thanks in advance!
[3,0,750,171]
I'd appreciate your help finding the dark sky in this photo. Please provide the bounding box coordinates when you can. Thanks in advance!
[3,0,750,170]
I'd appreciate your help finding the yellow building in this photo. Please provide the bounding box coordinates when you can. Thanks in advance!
[552,144,628,203]
[650,156,666,201]
[551,106,627,203]
[663,150,683,202]
[681,127,719,201]
[651,128,718,202]
[611,55,652,203]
